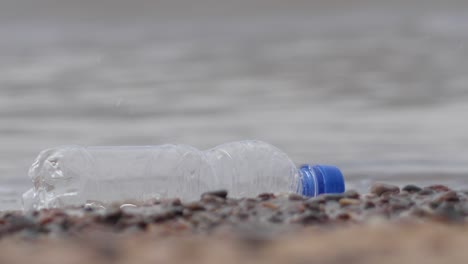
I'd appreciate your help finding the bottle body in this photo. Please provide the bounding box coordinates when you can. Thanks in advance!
[205,141,300,197]
[22,140,342,210]
[24,144,215,209]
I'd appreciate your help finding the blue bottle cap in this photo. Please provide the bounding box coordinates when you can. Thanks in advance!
[299,164,345,197]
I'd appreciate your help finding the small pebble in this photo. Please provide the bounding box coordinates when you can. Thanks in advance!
[402,185,422,193]
[339,198,361,207]
[370,183,400,196]
[288,194,304,201]
[292,212,327,225]
[343,190,360,199]
[434,191,460,203]
[101,209,123,225]
[418,188,435,196]
[185,202,206,211]
[201,190,228,199]
[261,202,279,210]
[120,204,137,209]
[201,194,225,204]
[303,199,321,211]
[257,193,275,201]
[320,194,345,202]
[426,185,451,192]
[364,201,376,209]
[336,213,351,221]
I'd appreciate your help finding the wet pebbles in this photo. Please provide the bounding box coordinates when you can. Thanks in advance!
[2,184,468,238]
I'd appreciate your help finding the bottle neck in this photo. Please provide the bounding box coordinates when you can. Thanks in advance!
[298,165,319,197]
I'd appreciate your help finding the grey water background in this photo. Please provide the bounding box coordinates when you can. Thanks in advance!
[2,0,468,210]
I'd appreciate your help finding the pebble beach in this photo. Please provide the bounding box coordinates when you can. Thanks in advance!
[2,183,468,263]
[2,0,468,263]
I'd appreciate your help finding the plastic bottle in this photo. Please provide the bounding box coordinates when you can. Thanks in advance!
[22,140,344,210]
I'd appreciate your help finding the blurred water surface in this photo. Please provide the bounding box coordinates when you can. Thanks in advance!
[1,0,468,210]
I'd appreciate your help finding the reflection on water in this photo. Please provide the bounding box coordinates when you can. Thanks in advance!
[1,0,468,209]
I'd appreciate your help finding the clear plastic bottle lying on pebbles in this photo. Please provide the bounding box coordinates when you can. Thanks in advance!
[22,140,344,210]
